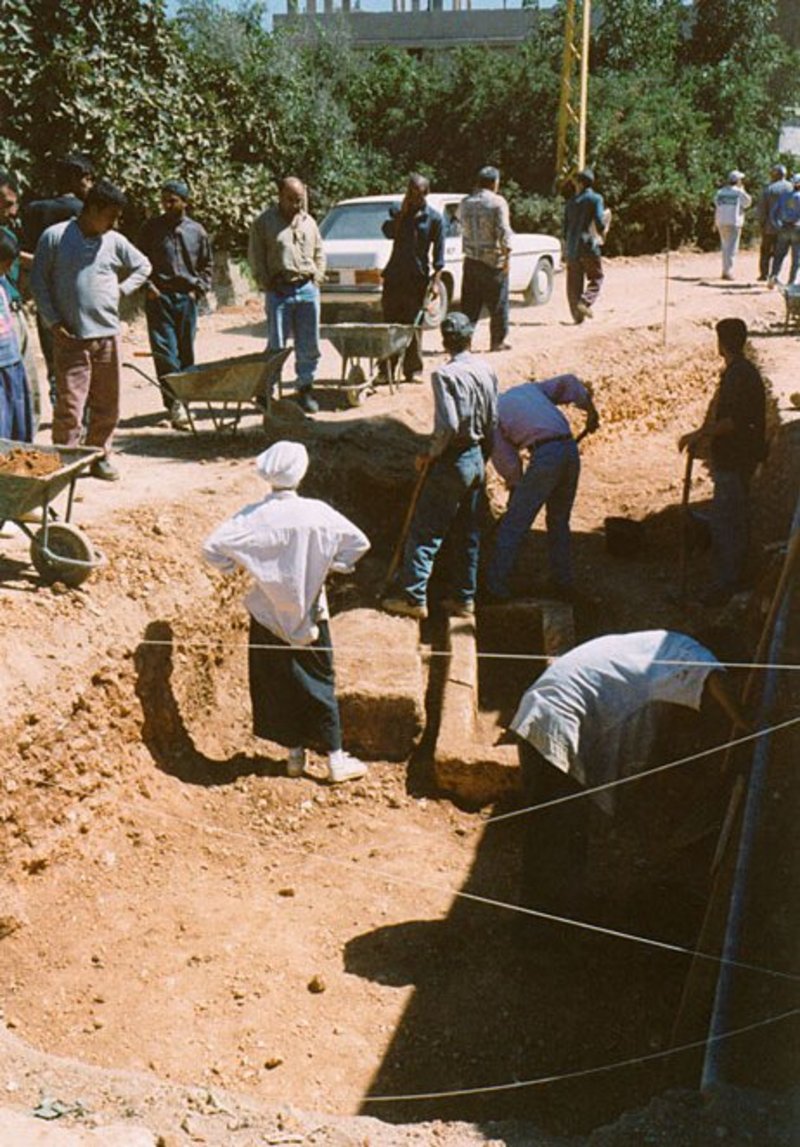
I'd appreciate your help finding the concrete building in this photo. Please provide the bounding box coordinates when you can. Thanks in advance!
[274,3,539,51]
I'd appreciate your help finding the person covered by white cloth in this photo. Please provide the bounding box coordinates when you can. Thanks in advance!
[202,440,370,784]
[510,629,749,914]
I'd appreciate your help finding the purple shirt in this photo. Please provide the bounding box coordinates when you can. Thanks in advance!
[491,374,591,485]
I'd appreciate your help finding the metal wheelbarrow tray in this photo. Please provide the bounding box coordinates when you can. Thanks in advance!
[163,348,292,433]
[320,323,418,406]
[0,439,105,587]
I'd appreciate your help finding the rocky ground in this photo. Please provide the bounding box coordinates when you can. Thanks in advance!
[0,249,798,1145]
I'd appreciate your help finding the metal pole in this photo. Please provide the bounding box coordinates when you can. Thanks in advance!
[578,0,591,171]
[662,221,670,347]
[700,498,800,1089]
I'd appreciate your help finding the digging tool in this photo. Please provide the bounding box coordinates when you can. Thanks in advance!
[678,447,695,603]
[381,455,432,595]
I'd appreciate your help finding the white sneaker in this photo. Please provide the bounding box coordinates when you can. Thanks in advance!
[327,751,367,784]
[286,746,306,778]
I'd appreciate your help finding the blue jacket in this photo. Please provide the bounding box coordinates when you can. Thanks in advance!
[563,187,605,261]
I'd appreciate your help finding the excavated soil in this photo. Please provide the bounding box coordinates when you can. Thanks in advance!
[0,251,798,1145]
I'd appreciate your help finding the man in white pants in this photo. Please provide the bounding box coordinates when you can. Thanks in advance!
[714,170,751,281]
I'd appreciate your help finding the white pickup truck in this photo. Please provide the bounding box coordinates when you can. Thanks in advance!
[319,193,562,325]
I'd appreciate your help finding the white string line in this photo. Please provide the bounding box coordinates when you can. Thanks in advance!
[486,713,800,825]
[135,638,800,673]
[130,802,800,985]
[360,1007,800,1103]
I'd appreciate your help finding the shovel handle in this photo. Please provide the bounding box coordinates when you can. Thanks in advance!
[678,448,695,602]
[383,456,432,591]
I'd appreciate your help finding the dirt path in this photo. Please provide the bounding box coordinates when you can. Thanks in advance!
[0,250,797,1145]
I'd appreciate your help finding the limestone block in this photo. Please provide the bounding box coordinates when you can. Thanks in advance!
[331,608,424,761]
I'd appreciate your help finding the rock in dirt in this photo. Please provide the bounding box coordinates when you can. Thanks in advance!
[0,1109,158,1145]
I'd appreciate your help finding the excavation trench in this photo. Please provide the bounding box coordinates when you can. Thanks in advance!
[0,406,797,1139]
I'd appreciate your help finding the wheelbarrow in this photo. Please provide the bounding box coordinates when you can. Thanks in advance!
[319,322,420,406]
[0,440,105,588]
[778,284,800,331]
[125,349,292,434]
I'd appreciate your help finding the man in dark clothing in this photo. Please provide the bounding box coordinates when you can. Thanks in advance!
[756,163,792,281]
[679,318,766,605]
[137,179,213,430]
[563,168,608,324]
[21,154,94,405]
[380,173,444,381]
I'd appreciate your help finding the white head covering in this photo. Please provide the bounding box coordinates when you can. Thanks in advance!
[256,440,309,489]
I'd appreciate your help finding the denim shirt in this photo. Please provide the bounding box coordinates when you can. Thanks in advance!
[382,203,445,285]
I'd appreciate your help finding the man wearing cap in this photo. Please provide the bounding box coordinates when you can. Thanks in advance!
[460,166,514,353]
[380,173,445,381]
[202,440,370,784]
[714,170,751,281]
[563,168,608,324]
[381,312,498,620]
[137,180,214,430]
[679,318,766,605]
[30,180,151,481]
[248,177,326,415]
[484,374,599,603]
[755,164,792,282]
[767,171,800,288]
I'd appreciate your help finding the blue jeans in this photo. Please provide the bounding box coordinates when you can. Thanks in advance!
[711,467,750,595]
[266,281,320,389]
[487,437,579,597]
[770,230,800,283]
[145,290,198,409]
[396,444,485,606]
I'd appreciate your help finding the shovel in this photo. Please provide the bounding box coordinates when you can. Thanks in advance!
[678,447,695,603]
[380,455,432,596]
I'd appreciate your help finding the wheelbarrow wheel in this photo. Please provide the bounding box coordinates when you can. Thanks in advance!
[30,523,96,588]
[346,364,368,407]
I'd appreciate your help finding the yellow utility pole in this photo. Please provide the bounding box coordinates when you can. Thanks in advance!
[555,0,591,191]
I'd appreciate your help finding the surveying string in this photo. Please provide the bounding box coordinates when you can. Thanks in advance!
[361,1007,800,1103]
[486,712,800,825]
[131,802,800,985]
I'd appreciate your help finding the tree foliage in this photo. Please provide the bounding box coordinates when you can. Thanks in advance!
[1,0,798,256]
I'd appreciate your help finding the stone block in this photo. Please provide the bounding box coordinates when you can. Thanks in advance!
[331,608,424,761]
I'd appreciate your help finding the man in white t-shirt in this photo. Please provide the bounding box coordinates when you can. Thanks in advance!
[510,630,748,915]
[714,170,752,281]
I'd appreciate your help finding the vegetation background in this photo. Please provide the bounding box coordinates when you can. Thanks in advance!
[1,0,799,257]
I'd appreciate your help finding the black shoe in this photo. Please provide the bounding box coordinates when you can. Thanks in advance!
[296,389,319,414]
[489,342,512,352]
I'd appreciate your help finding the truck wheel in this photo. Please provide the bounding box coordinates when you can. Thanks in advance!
[523,258,554,306]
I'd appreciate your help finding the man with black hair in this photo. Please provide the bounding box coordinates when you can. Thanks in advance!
[21,153,94,404]
[138,179,213,430]
[381,312,498,620]
[380,173,445,381]
[756,163,791,282]
[679,318,766,605]
[461,165,513,352]
[563,168,608,323]
[31,180,151,481]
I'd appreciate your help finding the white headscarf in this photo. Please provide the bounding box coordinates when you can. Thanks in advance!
[256,440,309,489]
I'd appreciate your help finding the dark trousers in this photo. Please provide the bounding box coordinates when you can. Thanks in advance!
[461,258,509,348]
[381,276,425,378]
[565,254,604,319]
[518,740,589,916]
[759,232,777,279]
[145,290,198,409]
[248,616,342,753]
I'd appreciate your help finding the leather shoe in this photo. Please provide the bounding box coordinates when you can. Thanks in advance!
[489,342,511,352]
[90,456,120,482]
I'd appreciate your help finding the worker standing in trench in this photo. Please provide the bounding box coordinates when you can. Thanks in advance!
[509,629,750,920]
[202,440,370,784]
